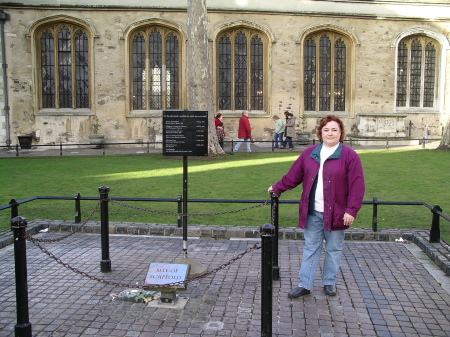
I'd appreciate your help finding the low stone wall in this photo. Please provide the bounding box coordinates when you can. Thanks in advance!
[1,219,448,276]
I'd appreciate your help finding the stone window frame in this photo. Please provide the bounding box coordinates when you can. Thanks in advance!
[297,24,358,118]
[122,18,187,118]
[393,28,448,114]
[212,20,274,117]
[29,15,97,116]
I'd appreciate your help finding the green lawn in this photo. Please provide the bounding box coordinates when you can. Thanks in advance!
[1,148,449,242]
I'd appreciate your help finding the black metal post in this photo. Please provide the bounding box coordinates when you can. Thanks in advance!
[74,193,81,223]
[59,143,62,156]
[429,204,442,243]
[260,223,274,337]
[372,196,378,232]
[99,186,111,272]
[11,216,32,337]
[182,156,188,257]
[177,194,182,228]
[10,198,19,219]
[270,192,280,280]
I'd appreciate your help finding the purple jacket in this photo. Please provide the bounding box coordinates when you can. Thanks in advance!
[272,143,365,231]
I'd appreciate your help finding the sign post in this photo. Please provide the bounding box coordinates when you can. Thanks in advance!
[163,110,208,260]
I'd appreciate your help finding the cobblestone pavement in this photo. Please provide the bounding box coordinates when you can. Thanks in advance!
[1,232,449,337]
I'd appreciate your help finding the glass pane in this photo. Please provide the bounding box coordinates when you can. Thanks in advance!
[409,39,422,107]
[41,30,55,108]
[319,35,331,111]
[165,34,179,109]
[250,36,263,110]
[424,43,436,108]
[149,30,162,110]
[396,42,408,107]
[234,32,247,110]
[304,38,316,111]
[218,35,231,110]
[132,34,146,109]
[58,27,72,108]
[334,39,346,111]
[75,31,89,108]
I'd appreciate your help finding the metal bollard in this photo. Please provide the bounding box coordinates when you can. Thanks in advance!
[270,192,280,280]
[74,193,81,223]
[99,186,111,273]
[372,196,378,232]
[260,223,275,337]
[11,216,32,337]
[429,204,442,243]
[10,198,19,219]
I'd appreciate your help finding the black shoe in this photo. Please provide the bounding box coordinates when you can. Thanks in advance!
[288,287,310,298]
[324,285,336,296]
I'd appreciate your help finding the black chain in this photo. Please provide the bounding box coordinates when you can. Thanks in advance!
[108,198,269,217]
[25,197,265,289]
[29,239,261,289]
[26,200,102,243]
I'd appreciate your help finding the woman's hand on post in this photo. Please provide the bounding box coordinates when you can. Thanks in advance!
[267,186,274,195]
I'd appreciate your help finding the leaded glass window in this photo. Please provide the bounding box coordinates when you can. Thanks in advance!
[218,36,232,110]
[131,27,180,111]
[38,24,89,109]
[217,28,265,111]
[304,31,347,113]
[396,36,438,108]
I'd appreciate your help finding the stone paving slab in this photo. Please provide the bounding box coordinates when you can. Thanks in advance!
[1,233,449,337]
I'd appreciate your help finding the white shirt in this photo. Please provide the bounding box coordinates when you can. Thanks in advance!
[314,143,339,212]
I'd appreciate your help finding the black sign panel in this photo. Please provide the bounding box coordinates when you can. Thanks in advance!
[163,110,208,156]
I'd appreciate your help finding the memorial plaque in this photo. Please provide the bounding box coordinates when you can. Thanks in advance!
[163,110,208,156]
[144,263,189,287]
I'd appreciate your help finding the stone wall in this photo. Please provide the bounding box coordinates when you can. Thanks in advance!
[0,3,449,146]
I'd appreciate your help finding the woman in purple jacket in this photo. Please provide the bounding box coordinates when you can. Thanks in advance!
[268,115,365,298]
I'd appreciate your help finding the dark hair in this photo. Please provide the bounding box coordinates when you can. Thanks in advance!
[215,113,223,119]
[218,121,223,126]
[316,115,345,143]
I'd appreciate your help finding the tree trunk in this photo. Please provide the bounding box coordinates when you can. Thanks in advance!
[437,122,450,150]
[187,0,224,155]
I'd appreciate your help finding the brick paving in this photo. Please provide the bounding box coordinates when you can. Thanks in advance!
[1,230,449,337]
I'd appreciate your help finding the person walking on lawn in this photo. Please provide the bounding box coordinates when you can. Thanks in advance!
[233,110,252,152]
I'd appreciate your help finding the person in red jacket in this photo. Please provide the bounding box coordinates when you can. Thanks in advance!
[215,113,223,129]
[233,110,252,152]
[268,115,365,298]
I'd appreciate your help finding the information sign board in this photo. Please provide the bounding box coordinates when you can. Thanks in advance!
[163,110,208,156]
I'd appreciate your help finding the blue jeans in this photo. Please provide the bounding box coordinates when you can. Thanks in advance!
[298,211,345,290]
[282,136,294,149]
[233,138,251,152]
[274,132,283,148]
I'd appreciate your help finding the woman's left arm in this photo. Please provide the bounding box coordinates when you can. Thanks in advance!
[345,153,366,218]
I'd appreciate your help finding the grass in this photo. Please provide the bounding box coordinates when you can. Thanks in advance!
[0,148,449,242]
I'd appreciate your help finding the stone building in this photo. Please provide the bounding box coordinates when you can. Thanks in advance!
[0,0,449,148]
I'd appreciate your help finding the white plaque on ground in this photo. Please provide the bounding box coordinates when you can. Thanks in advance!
[144,263,189,288]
